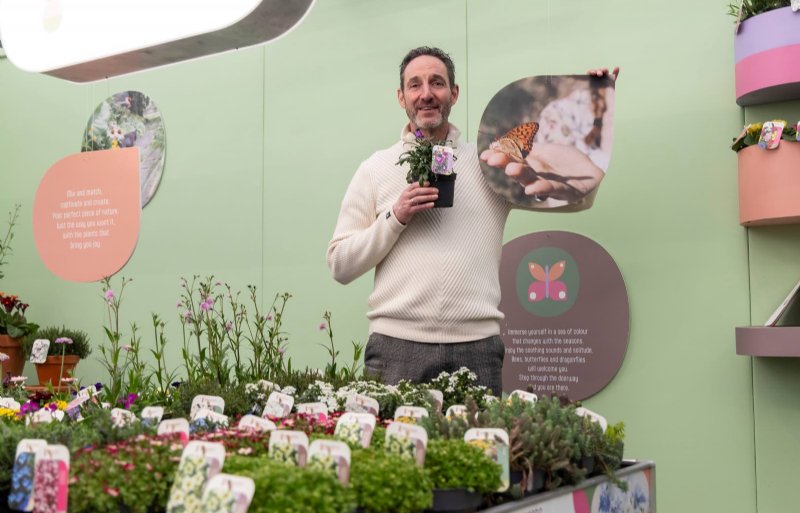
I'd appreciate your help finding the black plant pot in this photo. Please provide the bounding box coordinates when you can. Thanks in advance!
[580,456,596,476]
[427,488,482,513]
[432,174,456,208]
[530,468,545,494]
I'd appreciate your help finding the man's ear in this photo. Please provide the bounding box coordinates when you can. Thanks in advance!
[397,87,406,109]
[450,84,460,105]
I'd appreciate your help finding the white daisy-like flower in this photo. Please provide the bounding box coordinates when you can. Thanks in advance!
[0,352,9,362]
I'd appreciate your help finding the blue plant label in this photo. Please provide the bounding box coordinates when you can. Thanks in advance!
[8,440,47,512]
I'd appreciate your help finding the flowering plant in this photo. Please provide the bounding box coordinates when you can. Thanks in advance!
[0,292,38,339]
[396,129,457,185]
[731,120,799,151]
[22,326,92,359]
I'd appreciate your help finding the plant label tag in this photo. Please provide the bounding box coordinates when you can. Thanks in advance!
[509,390,538,403]
[393,405,429,423]
[431,145,455,175]
[100,402,111,409]
[575,407,608,432]
[792,0,800,12]
[110,408,137,428]
[386,422,428,466]
[190,394,225,417]
[0,397,21,410]
[34,445,70,513]
[268,430,309,467]
[29,339,50,364]
[759,121,785,150]
[445,404,468,419]
[182,441,226,478]
[9,439,47,512]
[203,474,256,513]
[28,409,54,426]
[158,418,191,445]
[427,390,443,413]
[465,428,510,492]
[796,122,800,141]
[345,394,379,416]
[296,402,328,422]
[52,410,65,422]
[237,414,276,433]
[261,392,294,419]
[141,406,164,426]
[192,408,229,431]
[334,412,376,448]
[308,440,352,485]
[168,453,212,512]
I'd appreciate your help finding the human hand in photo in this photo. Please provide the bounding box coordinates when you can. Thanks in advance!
[480,143,604,203]
[587,66,620,81]
[392,182,438,224]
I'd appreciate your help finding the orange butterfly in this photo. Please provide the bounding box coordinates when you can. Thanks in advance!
[490,122,539,163]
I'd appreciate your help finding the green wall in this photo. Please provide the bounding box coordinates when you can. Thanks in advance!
[2,0,793,511]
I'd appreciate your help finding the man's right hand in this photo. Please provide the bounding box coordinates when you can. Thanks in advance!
[393,182,439,225]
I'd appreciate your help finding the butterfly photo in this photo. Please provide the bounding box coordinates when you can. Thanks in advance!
[528,260,568,302]
[477,75,616,210]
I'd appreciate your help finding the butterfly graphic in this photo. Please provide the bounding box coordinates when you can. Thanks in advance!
[490,122,539,163]
[528,260,567,302]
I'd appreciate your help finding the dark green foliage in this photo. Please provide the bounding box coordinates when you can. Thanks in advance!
[22,325,93,359]
[425,438,501,495]
[170,379,252,418]
[223,455,355,513]
[350,447,433,513]
[728,0,791,22]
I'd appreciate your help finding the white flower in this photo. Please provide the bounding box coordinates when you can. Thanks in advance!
[281,386,296,396]
[0,352,8,362]
[10,376,27,384]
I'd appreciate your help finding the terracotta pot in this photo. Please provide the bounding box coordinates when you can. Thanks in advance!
[35,354,80,386]
[0,334,25,378]
[735,7,800,106]
[738,142,800,225]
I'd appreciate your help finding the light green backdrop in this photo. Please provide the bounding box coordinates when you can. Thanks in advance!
[1,0,794,511]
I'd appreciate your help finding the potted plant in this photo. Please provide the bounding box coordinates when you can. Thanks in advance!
[397,130,458,208]
[729,1,800,105]
[0,292,38,379]
[424,438,501,513]
[731,120,800,225]
[223,454,356,513]
[22,326,92,387]
[350,447,433,513]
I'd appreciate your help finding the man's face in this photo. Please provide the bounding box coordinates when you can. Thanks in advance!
[398,55,459,132]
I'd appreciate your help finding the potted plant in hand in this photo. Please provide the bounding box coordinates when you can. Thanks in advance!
[0,293,38,379]
[397,129,458,207]
[22,326,92,387]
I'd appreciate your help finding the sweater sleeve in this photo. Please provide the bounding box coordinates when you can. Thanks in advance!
[327,162,406,284]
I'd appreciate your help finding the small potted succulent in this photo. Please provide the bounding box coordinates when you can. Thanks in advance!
[397,129,458,207]
[22,326,91,387]
[424,438,501,513]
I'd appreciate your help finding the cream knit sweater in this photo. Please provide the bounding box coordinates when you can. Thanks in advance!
[327,125,511,343]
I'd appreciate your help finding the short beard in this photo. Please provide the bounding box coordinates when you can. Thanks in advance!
[407,102,452,132]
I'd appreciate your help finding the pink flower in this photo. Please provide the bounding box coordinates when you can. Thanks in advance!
[105,290,115,302]
[278,347,286,354]
[319,323,327,331]
[103,486,120,497]
[225,321,233,332]
[122,345,132,352]
[61,377,76,384]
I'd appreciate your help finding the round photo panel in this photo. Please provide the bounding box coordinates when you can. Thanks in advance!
[478,75,615,210]
[81,91,165,207]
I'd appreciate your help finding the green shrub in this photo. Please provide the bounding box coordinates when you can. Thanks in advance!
[350,447,432,513]
[425,438,501,494]
[22,325,92,359]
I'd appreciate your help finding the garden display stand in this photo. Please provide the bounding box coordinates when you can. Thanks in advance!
[482,460,655,513]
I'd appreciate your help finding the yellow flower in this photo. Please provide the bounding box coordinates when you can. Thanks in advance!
[55,400,67,411]
[747,123,763,136]
[0,407,20,421]
[394,416,417,425]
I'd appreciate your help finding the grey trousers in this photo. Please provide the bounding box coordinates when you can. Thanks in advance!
[365,332,505,396]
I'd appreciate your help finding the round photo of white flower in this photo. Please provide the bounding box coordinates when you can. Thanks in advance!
[81,91,166,208]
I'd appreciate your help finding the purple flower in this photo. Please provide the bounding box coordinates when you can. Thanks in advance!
[94,382,104,391]
[200,297,214,311]
[54,337,73,345]
[176,301,183,308]
[19,401,39,415]
[47,403,58,412]
[264,314,273,322]
[183,310,194,322]
[105,290,115,302]
[415,129,424,138]
[119,393,138,410]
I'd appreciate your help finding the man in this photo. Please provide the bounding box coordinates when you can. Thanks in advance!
[327,46,617,394]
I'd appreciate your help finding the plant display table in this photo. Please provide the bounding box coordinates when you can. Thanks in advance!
[483,460,655,513]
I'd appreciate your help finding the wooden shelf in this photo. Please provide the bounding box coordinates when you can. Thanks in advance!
[736,326,800,356]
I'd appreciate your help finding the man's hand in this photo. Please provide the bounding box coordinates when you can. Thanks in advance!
[587,67,620,81]
[480,143,604,202]
[393,182,439,224]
